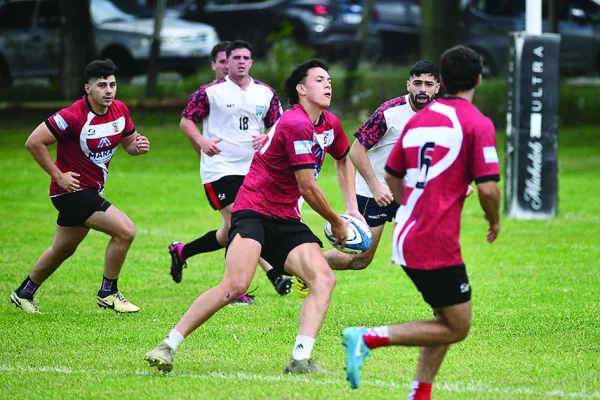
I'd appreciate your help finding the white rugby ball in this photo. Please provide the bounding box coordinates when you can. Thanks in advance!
[324,214,372,254]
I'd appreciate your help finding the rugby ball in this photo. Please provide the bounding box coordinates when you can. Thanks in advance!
[324,214,372,254]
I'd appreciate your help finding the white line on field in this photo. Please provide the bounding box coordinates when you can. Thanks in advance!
[0,365,598,398]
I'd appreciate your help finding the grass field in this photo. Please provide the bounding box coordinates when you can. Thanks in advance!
[1,116,599,400]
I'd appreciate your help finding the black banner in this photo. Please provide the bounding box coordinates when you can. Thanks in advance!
[504,32,560,218]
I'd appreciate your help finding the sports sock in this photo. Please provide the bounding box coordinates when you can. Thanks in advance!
[182,230,223,259]
[164,329,185,351]
[363,326,390,349]
[266,268,282,284]
[292,335,315,360]
[98,276,118,297]
[15,276,40,300]
[407,381,432,400]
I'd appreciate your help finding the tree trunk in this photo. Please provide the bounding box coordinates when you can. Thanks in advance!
[146,0,168,98]
[420,0,460,65]
[341,0,375,113]
[59,0,95,100]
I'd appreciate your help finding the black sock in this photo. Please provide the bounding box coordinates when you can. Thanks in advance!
[98,276,118,297]
[15,276,40,300]
[182,230,223,259]
[266,269,282,284]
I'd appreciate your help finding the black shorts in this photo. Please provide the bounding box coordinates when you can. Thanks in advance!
[228,210,323,275]
[357,195,399,227]
[204,175,245,210]
[51,190,112,227]
[402,265,471,309]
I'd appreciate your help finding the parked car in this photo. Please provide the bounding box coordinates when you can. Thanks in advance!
[458,0,600,76]
[374,0,420,62]
[0,0,220,85]
[176,0,382,60]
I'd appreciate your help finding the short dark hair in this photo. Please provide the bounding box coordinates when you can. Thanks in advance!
[409,60,439,82]
[211,41,231,62]
[440,46,482,94]
[284,59,329,106]
[84,59,118,83]
[225,40,253,58]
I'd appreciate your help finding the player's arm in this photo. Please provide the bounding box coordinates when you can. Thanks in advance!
[25,122,80,192]
[295,168,349,247]
[180,117,222,156]
[333,155,367,225]
[476,181,501,243]
[121,131,150,156]
[384,171,406,203]
[350,139,394,207]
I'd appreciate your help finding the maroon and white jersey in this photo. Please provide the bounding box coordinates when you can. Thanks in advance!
[45,96,135,197]
[181,76,282,184]
[385,98,500,270]
[354,95,415,197]
[233,104,349,220]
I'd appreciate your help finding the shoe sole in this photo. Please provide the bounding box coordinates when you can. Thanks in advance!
[275,279,293,296]
[169,243,183,284]
[145,356,173,372]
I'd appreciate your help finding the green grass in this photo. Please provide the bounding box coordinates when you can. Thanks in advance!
[0,118,599,400]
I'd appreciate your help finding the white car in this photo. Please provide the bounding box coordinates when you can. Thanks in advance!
[0,0,220,84]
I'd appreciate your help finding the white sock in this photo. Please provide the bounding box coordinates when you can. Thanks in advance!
[163,329,185,351]
[292,335,315,360]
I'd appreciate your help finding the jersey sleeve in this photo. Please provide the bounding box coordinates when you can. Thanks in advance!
[44,105,79,141]
[384,132,406,178]
[328,116,350,160]
[354,103,390,149]
[182,86,210,123]
[264,91,282,129]
[470,118,500,183]
[120,102,136,137]
[283,118,316,170]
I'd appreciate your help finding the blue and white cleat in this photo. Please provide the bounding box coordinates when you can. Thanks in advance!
[341,327,370,389]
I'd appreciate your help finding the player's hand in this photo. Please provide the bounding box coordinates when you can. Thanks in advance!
[200,138,222,157]
[345,208,368,226]
[135,134,150,154]
[252,134,267,150]
[372,184,394,207]
[485,215,500,243]
[331,215,350,249]
[465,184,474,198]
[56,171,80,192]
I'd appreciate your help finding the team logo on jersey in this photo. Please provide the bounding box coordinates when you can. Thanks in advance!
[53,114,68,131]
[98,137,112,148]
[87,128,95,136]
[112,122,119,133]
[314,129,334,149]
[255,105,265,116]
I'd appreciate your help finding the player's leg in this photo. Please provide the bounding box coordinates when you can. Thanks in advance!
[85,204,139,313]
[323,224,385,270]
[11,225,89,313]
[283,243,336,373]
[145,212,264,372]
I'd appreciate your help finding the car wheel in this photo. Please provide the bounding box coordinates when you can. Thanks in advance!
[0,56,13,87]
[102,47,137,79]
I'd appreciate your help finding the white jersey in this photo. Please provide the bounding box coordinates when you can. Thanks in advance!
[353,95,416,198]
[182,76,282,183]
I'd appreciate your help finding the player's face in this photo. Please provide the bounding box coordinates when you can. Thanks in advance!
[228,48,253,80]
[85,76,117,111]
[300,67,332,109]
[211,51,228,79]
[406,73,440,110]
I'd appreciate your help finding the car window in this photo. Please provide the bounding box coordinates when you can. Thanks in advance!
[38,1,61,29]
[0,1,36,30]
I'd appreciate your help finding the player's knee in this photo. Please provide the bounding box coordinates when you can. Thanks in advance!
[53,243,79,259]
[118,222,136,244]
[223,281,250,300]
[314,268,336,292]
[450,321,471,343]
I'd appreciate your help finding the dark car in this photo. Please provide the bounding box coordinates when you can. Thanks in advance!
[374,0,420,62]
[458,0,600,76]
[177,0,383,60]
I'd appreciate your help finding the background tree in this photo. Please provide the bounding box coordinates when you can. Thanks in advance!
[59,0,95,100]
[145,0,168,98]
[420,0,460,66]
